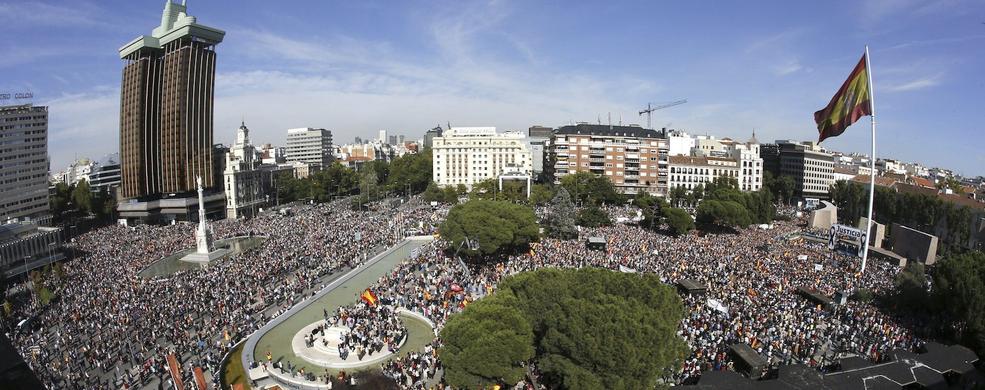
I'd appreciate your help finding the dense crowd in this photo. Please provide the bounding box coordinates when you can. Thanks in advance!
[327,304,407,361]
[7,198,439,390]
[8,195,918,389]
[355,211,916,388]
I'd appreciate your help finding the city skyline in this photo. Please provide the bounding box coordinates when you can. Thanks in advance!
[2,0,983,176]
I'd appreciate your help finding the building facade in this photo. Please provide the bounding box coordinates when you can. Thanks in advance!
[668,156,739,191]
[223,122,266,219]
[0,222,64,277]
[88,153,122,195]
[0,104,49,223]
[432,127,532,189]
[118,1,224,199]
[285,128,333,168]
[551,124,668,195]
[776,140,835,200]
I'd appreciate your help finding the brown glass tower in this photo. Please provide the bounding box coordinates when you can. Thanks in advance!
[118,1,224,199]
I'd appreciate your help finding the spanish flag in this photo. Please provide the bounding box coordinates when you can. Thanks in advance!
[360,289,378,307]
[814,52,872,143]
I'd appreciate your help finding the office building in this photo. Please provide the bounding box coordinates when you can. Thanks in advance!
[285,128,333,168]
[432,127,532,189]
[378,129,388,144]
[551,124,668,195]
[88,153,122,195]
[764,140,835,200]
[423,126,443,149]
[0,104,49,223]
[118,1,225,199]
[528,125,553,138]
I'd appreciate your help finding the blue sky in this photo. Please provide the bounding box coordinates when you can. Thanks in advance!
[2,0,983,176]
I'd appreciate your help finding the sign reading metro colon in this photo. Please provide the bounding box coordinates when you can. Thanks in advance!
[828,224,867,257]
[0,92,34,100]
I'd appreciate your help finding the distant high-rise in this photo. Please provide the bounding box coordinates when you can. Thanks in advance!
[0,104,49,222]
[118,1,225,199]
[286,128,333,167]
[378,129,388,144]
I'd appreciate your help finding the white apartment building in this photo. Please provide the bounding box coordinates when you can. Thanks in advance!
[432,127,532,189]
[876,159,906,175]
[727,134,763,192]
[668,156,739,191]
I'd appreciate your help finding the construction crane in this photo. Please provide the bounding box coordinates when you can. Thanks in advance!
[639,99,687,129]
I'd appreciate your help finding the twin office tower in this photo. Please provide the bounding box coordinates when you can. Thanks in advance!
[118,1,224,199]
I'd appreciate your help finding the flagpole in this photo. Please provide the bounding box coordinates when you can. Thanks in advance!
[860,45,877,273]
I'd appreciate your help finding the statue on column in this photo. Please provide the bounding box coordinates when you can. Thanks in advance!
[195,175,215,254]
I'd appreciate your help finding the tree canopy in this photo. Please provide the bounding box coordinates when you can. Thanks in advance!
[543,187,577,239]
[387,149,432,195]
[830,180,976,253]
[559,171,623,206]
[440,293,535,387]
[440,199,540,257]
[663,207,694,236]
[576,206,611,228]
[442,268,687,390]
[932,251,985,357]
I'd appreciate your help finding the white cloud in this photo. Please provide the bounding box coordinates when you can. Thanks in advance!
[773,60,803,76]
[0,1,107,28]
[886,74,943,92]
[42,90,120,169]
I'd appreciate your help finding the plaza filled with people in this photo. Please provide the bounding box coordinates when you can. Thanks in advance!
[6,199,439,389]
[7,196,920,389]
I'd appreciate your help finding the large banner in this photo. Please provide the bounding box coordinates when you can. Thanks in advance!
[828,224,867,257]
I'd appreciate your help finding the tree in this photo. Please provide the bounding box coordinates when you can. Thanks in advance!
[529,184,554,206]
[423,182,444,203]
[560,171,622,206]
[50,182,72,218]
[387,150,432,195]
[440,293,535,388]
[932,251,985,357]
[442,186,460,205]
[668,186,688,208]
[696,199,752,229]
[71,179,93,214]
[469,179,499,201]
[576,206,611,228]
[440,200,539,257]
[543,187,577,239]
[497,268,687,390]
[664,207,694,236]
[889,261,929,313]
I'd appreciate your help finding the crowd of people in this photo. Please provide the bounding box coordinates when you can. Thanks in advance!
[327,303,407,361]
[8,193,919,389]
[7,199,440,389]
[351,209,917,388]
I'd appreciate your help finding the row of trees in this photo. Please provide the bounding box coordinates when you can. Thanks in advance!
[829,180,977,253]
[276,151,433,206]
[50,179,116,222]
[440,268,687,389]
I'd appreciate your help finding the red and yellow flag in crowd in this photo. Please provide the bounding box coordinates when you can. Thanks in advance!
[360,288,378,307]
[814,52,872,143]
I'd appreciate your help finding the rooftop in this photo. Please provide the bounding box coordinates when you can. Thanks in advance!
[555,123,664,139]
[119,1,225,58]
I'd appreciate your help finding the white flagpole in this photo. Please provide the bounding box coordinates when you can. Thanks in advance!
[860,45,877,273]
